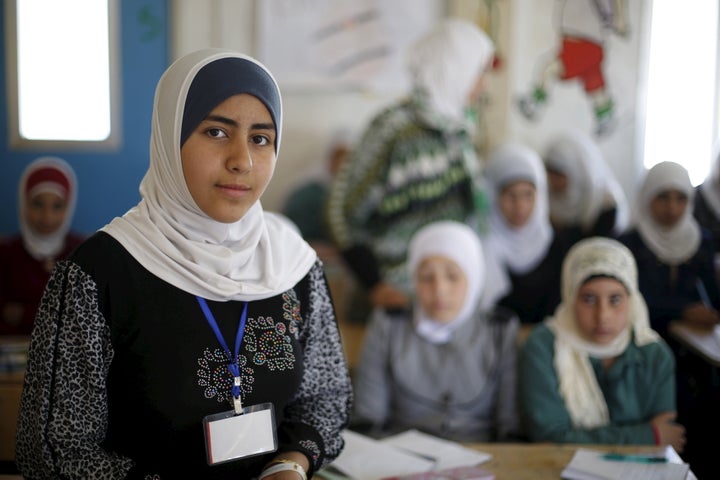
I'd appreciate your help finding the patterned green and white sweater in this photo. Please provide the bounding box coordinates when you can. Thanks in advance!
[326,93,488,293]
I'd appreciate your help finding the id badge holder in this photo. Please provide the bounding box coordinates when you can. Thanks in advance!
[203,402,278,466]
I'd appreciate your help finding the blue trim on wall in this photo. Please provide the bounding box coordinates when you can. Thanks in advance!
[0,0,169,234]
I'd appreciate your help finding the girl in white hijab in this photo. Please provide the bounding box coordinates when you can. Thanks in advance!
[618,161,720,336]
[520,237,685,451]
[353,221,520,442]
[543,130,629,238]
[1,157,84,335]
[16,49,351,480]
[481,142,570,324]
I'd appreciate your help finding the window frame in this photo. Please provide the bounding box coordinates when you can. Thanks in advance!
[4,0,122,151]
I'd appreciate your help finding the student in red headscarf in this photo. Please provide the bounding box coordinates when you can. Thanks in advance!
[0,157,84,335]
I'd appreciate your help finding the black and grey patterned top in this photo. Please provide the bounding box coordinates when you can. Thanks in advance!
[16,232,352,479]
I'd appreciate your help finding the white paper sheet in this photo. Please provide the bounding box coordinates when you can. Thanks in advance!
[330,430,435,480]
[380,429,492,470]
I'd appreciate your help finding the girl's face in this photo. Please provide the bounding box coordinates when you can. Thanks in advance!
[181,94,277,223]
[649,189,688,228]
[574,277,630,344]
[414,255,468,324]
[546,169,569,194]
[498,180,536,228]
[25,191,68,235]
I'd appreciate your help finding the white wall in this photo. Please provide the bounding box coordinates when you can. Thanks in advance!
[171,0,650,212]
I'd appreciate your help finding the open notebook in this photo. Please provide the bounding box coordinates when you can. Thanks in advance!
[320,429,492,480]
[561,447,692,480]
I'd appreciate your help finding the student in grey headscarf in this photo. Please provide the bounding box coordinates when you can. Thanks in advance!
[520,237,684,451]
[353,221,520,442]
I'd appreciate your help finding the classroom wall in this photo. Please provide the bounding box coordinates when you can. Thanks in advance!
[170,0,652,213]
[1,0,652,234]
[0,0,169,235]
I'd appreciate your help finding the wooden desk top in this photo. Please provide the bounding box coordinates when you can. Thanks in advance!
[463,443,659,480]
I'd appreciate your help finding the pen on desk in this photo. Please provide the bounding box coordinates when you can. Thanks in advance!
[602,453,668,463]
[695,278,712,308]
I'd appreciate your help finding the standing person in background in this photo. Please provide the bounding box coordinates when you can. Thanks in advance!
[326,19,495,316]
[543,130,629,242]
[352,221,520,442]
[693,141,720,263]
[520,237,685,451]
[481,142,571,326]
[0,157,84,336]
[618,161,719,478]
[16,49,351,479]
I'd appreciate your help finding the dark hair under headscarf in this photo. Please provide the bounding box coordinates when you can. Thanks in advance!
[180,57,281,149]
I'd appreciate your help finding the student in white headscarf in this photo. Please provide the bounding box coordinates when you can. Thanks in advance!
[326,19,495,316]
[481,142,572,325]
[520,237,685,451]
[0,157,84,336]
[694,140,720,255]
[15,49,352,480]
[543,130,629,240]
[352,221,520,442]
[618,161,720,337]
[618,161,719,477]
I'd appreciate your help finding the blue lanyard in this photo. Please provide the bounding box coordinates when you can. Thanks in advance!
[196,296,248,414]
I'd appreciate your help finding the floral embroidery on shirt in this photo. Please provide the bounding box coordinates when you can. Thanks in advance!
[283,289,303,331]
[245,315,296,371]
[197,347,254,402]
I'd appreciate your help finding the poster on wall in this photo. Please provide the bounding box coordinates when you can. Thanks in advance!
[513,0,635,139]
[256,0,443,93]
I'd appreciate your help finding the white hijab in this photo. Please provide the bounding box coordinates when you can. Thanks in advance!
[18,156,77,260]
[634,161,701,266]
[407,221,485,344]
[544,130,629,235]
[700,140,720,218]
[481,143,553,306]
[102,49,316,302]
[406,18,494,122]
[546,237,660,429]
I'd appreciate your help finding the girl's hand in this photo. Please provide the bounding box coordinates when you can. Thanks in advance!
[682,303,720,330]
[651,412,686,453]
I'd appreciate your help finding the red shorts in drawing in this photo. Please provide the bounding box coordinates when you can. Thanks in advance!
[558,36,605,93]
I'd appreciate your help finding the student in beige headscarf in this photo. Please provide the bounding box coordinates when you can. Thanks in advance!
[520,237,685,451]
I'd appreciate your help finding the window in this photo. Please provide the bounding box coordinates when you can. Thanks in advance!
[642,1,719,185]
[5,0,120,149]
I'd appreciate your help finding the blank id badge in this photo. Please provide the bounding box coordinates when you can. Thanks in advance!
[203,402,277,466]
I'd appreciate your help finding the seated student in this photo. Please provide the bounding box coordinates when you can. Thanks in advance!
[352,221,520,442]
[618,161,720,338]
[520,237,685,451]
[693,141,720,258]
[543,130,629,242]
[618,161,719,477]
[0,157,84,336]
[481,142,571,325]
